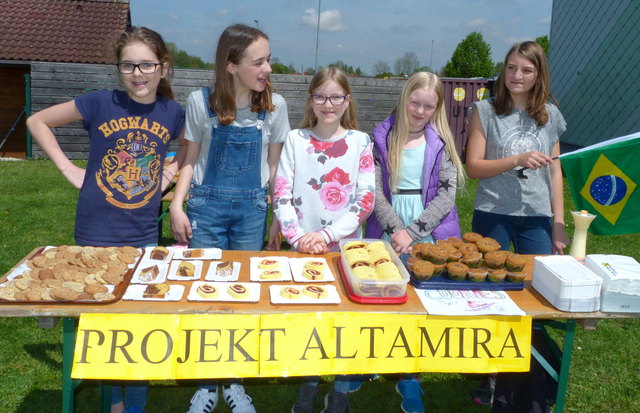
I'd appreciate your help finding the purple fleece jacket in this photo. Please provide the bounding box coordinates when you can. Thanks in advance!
[365,115,461,240]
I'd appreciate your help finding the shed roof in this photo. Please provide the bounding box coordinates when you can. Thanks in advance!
[0,0,130,64]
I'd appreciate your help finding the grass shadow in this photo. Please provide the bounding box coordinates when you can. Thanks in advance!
[23,343,62,370]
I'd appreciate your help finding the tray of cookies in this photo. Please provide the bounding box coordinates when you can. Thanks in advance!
[269,284,341,304]
[404,233,525,291]
[337,238,410,304]
[0,246,142,303]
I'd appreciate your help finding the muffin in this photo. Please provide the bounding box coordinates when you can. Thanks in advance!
[433,264,446,276]
[436,239,453,249]
[446,248,463,262]
[483,250,508,269]
[506,270,526,283]
[487,268,507,283]
[462,232,483,243]
[461,251,483,268]
[459,243,479,254]
[425,245,448,265]
[413,260,435,281]
[505,253,527,272]
[415,243,433,260]
[405,255,420,273]
[467,267,488,282]
[476,237,501,254]
[446,262,469,281]
[446,237,464,249]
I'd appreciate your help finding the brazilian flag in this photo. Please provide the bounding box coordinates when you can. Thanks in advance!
[560,132,640,235]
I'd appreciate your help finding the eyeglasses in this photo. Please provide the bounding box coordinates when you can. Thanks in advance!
[310,94,348,106]
[116,62,162,74]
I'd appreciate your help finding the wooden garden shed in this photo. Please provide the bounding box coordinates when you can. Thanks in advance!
[0,0,130,158]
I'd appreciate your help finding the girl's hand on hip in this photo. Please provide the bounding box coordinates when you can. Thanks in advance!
[516,151,553,171]
[62,164,86,189]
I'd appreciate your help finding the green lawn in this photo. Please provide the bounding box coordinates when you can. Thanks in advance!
[0,159,639,413]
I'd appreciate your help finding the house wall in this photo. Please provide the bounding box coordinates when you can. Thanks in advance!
[30,62,490,159]
[549,0,640,148]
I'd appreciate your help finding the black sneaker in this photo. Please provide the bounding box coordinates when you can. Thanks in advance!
[471,374,496,406]
[291,383,320,413]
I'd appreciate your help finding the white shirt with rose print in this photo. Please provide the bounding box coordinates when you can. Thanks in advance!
[273,128,375,251]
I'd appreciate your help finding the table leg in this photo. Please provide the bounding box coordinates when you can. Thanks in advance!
[62,317,77,413]
[554,319,576,413]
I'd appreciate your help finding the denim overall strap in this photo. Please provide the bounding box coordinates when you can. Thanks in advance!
[200,89,266,198]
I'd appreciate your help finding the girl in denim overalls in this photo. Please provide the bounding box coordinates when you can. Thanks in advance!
[170,24,290,413]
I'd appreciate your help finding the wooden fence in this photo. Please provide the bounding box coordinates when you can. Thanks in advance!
[30,62,489,159]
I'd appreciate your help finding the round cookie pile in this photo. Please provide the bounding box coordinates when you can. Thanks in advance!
[409,234,526,283]
[0,246,141,302]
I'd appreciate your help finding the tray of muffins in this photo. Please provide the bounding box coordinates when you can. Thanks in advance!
[0,246,142,303]
[337,238,410,304]
[404,233,526,291]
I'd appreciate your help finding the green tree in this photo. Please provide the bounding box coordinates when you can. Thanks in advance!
[535,35,549,55]
[166,42,211,69]
[442,32,494,78]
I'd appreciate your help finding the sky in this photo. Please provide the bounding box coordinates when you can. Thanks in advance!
[130,0,554,75]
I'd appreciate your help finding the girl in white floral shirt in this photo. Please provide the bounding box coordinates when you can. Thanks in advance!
[273,67,375,254]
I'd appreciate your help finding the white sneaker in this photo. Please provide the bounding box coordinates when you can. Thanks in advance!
[187,387,218,413]
[222,383,256,413]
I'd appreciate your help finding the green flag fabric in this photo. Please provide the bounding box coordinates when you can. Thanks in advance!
[560,132,640,235]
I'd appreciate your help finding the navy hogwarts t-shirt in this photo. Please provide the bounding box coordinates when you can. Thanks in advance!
[74,89,185,247]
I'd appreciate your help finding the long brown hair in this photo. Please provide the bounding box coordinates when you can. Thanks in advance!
[300,67,358,130]
[210,24,275,125]
[112,26,175,100]
[493,41,558,126]
[388,72,465,191]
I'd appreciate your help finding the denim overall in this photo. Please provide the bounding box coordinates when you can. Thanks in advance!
[187,87,269,251]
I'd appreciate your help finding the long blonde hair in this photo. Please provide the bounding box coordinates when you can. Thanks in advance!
[300,67,358,130]
[388,72,465,191]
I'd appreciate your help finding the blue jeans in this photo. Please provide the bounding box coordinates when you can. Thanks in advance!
[472,210,552,254]
[187,185,268,251]
[111,381,148,410]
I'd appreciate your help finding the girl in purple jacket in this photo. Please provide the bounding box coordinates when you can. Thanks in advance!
[364,71,465,412]
[365,71,465,254]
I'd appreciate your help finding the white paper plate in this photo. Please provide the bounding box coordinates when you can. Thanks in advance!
[249,256,292,282]
[131,262,169,284]
[141,246,174,263]
[122,284,185,301]
[205,261,241,281]
[187,281,261,302]
[269,284,341,304]
[173,248,222,260]
[167,260,203,281]
[289,257,334,283]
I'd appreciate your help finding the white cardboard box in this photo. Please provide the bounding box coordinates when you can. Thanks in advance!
[532,256,602,312]
[584,255,640,313]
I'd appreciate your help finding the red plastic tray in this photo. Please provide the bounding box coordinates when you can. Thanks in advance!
[337,259,408,304]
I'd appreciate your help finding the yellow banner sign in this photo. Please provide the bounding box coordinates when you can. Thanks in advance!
[72,312,531,380]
